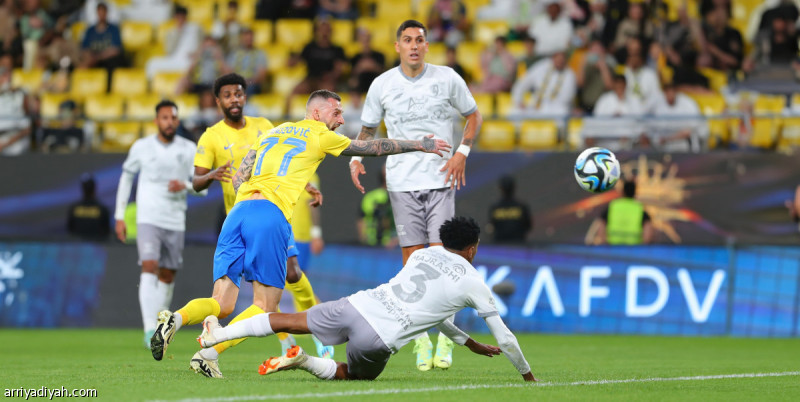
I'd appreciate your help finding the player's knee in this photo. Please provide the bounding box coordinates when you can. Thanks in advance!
[214,297,235,318]
[141,261,158,273]
[158,268,176,283]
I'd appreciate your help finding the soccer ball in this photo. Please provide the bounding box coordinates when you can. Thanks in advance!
[574,147,620,193]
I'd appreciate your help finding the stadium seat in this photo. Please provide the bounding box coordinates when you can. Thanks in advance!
[151,72,185,97]
[40,93,77,120]
[183,1,214,24]
[126,94,162,120]
[120,21,153,52]
[495,92,514,119]
[11,68,43,94]
[331,19,354,48]
[70,21,86,42]
[519,120,558,150]
[111,68,148,97]
[778,117,800,148]
[478,120,515,151]
[456,42,485,83]
[248,93,284,120]
[791,93,800,112]
[472,93,494,119]
[415,0,434,20]
[687,93,725,116]
[85,94,125,120]
[252,20,273,47]
[217,0,257,23]
[375,0,413,20]
[664,0,700,20]
[174,93,199,118]
[132,43,165,68]
[706,118,731,149]
[142,121,157,136]
[271,65,306,96]
[698,68,728,92]
[566,118,583,149]
[275,19,313,51]
[474,20,508,44]
[749,117,780,149]
[753,94,785,115]
[70,69,108,99]
[287,96,309,120]
[100,121,141,152]
[426,42,447,66]
[356,18,393,49]
[262,44,290,73]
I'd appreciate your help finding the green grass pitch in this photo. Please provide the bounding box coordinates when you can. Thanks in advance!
[4,329,800,401]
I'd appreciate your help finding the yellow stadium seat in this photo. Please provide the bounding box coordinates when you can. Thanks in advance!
[472,93,494,119]
[183,1,215,24]
[248,93,285,120]
[252,20,273,47]
[263,44,291,72]
[121,21,153,52]
[12,68,43,94]
[271,65,306,96]
[566,118,583,149]
[151,72,185,97]
[174,93,199,118]
[791,93,800,111]
[464,0,491,22]
[331,19,354,48]
[749,117,780,149]
[111,68,148,97]
[85,94,125,120]
[687,93,725,116]
[506,41,526,60]
[71,69,108,98]
[356,18,394,49]
[126,94,162,120]
[495,92,514,119]
[40,93,76,120]
[478,120,515,151]
[664,0,699,21]
[753,94,785,115]
[132,43,165,68]
[287,96,308,120]
[275,19,314,51]
[426,42,447,66]
[519,120,558,150]
[142,121,157,136]
[456,41,485,82]
[474,20,508,44]
[698,68,728,92]
[779,117,800,148]
[706,117,731,148]
[376,0,413,19]
[216,0,257,23]
[100,121,141,152]
[71,21,86,42]
[415,0,435,20]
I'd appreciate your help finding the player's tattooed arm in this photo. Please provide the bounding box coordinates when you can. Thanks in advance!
[232,149,257,194]
[461,110,482,147]
[341,134,451,157]
[356,125,377,141]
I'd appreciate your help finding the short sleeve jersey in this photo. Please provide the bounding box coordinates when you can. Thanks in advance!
[235,119,351,222]
[194,116,275,214]
[361,64,478,192]
[348,246,499,353]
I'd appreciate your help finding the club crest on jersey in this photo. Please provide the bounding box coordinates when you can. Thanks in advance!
[407,96,427,113]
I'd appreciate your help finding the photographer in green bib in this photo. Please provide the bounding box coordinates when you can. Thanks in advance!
[596,180,653,245]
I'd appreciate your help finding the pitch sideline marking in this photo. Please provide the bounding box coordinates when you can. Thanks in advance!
[153,371,800,402]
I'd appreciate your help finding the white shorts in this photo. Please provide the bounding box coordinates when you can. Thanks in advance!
[136,223,184,269]
[388,188,455,247]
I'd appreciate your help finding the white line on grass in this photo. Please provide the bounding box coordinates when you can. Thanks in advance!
[153,371,800,402]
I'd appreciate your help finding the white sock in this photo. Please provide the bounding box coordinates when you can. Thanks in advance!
[300,356,337,380]
[157,281,175,311]
[139,273,159,332]
[198,347,219,360]
[216,313,274,342]
[173,311,183,331]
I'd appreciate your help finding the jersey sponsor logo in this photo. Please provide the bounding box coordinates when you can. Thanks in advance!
[196,145,205,154]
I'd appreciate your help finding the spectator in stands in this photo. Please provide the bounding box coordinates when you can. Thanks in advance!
[117,0,171,24]
[576,38,616,113]
[611,1,653,52]
[599,0,627,48]
[518,34,539,69]
[744,15,799,76]
[40,55,72,93]
[348,28,385,95]
[0,0,22,65]
[79,2,124,78]
[318,0,357,20]
[81,0,120,25]
[185,90,220,139]
[211,0,243,53]
[428,0,469,47]
[488,175,532,244]
[284,0,317,19]
[340,88,365,139]
[671,51,711,94]
[225,28,268,95]
[585,0,607,40]
[529,0,573,57]
[658,7,701,68]
[701,7,744,72]
[754,0,798,39]
[511,51,576,118]
[590,179,653,245]
[0,63,32,155]
[445,46,469,82]
[287,19,346,113]
[182,36,225,94]
[37,16,80,72]
[650,83,703,152]
[700,0,731,19]
[358,165,397,248]
[19,0,54,69]
[145,5,201,78]
[67,174,111,241]
[39,100,85,152]
[593,73,643,116]
[623,37,662,113]
[472,36,517,94]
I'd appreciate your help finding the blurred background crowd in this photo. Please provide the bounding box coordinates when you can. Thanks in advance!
[2,0,800,155]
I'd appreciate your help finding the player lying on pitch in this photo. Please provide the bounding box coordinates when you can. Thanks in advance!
[197,216,536,381]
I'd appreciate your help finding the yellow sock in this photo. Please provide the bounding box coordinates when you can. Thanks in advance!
[285,273,317,312]
[212,304,265,354]
[176,298,220,327]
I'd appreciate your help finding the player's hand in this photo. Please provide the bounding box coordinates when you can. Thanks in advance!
[464,338,501,357]
[522,372,538,382]
[168,180,186,192]
[115,220,127,243]
[311,237,324,254]
[420,134,452,157]
[306,184,323,207]
[210,160,234,183]
[350,159,366,194]
[440,152,467,190]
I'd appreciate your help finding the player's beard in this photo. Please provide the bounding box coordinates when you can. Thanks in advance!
[223,104,243,122]
[159,126,176,141]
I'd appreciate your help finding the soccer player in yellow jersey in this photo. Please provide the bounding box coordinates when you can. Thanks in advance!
[150,89,450,377]
[185,74,332,377]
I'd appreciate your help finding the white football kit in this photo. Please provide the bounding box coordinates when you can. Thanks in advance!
[348,246,531,375]
[361,64,478,192]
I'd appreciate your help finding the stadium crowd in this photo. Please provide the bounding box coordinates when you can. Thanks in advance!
[1,0,800,154]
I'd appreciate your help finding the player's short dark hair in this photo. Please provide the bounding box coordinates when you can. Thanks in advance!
[612,74,626,84]
[440,216,480,251]
[623,180,637,198]
[396,20,427,39]
[213,73,247,98]
[97,2,108,12]
[174,5,188,16]
[155,99,178,115]
[307,89,341,107]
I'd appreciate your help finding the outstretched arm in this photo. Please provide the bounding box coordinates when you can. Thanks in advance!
[484,315,535,381]
[348,126,378,194]
[232,149,257,194]
[341,134,450,157]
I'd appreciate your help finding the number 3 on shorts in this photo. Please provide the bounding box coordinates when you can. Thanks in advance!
[254,137,307,176]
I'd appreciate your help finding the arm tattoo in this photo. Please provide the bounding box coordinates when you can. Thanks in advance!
[232,150,257,194]
[356,126,377,141]
[341,138,430,156]
[461,112,481,147]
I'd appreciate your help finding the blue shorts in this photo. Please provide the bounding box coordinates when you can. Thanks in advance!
[213,200,290,288]
[287,232,299,259]
[295,241,311,270]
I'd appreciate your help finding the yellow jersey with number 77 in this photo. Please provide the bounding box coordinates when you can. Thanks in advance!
[235,119,351,222]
